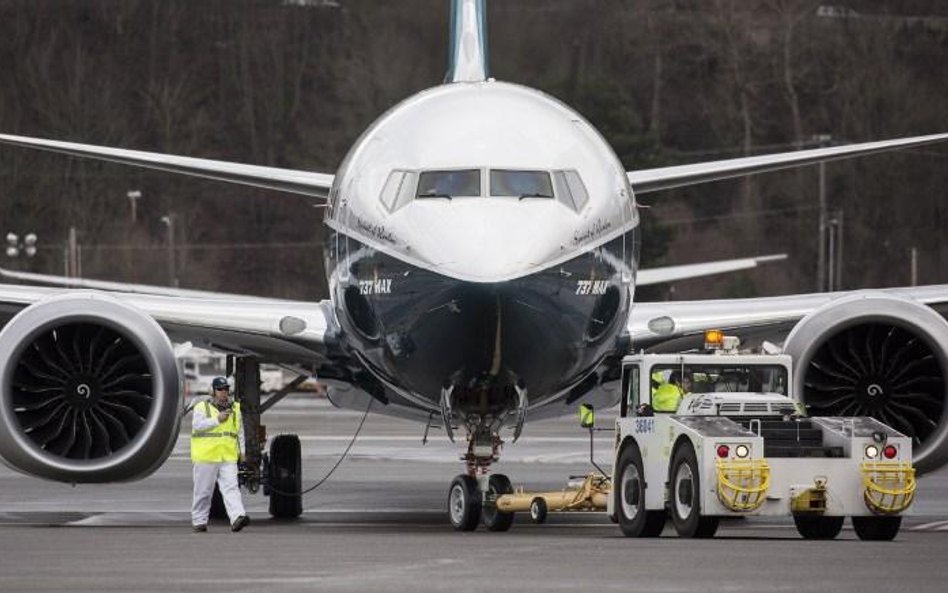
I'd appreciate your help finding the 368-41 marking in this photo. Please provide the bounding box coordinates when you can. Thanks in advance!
[575,280,609,295]
[634,417,655,434]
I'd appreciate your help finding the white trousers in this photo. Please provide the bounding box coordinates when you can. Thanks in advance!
[192,462,246,526]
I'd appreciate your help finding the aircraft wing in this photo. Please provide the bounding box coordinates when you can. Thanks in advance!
[0,283,339,366]
[627,133,948,194]
[628,284,948,348]
[0,133,334,199]
[0,267,289,302]
[637,254,786,286]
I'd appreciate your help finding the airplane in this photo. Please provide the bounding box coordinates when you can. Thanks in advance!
[0,0,947,532]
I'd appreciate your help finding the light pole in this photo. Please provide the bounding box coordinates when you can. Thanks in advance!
[910,246,919,286]
[5,232,38,259]
[127,190,142,223]
[812,134,832,291]
[160,214,178,287]
[64,226,81,277]
[826,209,844,292]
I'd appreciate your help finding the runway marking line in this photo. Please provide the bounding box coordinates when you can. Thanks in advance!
[909,519,948,531]
[174,435,606,443]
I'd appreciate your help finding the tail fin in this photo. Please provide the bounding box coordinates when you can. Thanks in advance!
[444,0,490,83]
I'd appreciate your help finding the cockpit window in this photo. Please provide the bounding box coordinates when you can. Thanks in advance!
[489,169,553,198]
[416,169,480,198]
[380,170,417,212]
[552,170,589,211]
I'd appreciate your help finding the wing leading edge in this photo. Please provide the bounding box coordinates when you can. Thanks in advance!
[628,284,948,348]
[637,254,786,286]
[0,283,337,366]
[0,133,334,199]
[0,266,289,301]
[628,133,948,194]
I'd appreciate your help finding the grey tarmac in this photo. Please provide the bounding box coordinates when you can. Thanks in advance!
[1,396,946,593]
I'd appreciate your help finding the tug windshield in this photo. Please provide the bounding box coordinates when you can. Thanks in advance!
[651,364,788,396]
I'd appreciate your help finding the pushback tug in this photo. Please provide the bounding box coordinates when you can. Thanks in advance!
[489,331,916,540]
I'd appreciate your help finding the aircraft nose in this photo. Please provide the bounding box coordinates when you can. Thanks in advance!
[407,200,575,282]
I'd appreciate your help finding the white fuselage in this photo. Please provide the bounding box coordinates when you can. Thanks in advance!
[322,80,640,425]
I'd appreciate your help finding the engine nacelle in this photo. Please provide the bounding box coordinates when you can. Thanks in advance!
[0,292,182,482]
[784,292,948,474]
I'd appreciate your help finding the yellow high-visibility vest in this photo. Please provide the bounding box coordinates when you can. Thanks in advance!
[652,383,683,413]
[191,400,242,463]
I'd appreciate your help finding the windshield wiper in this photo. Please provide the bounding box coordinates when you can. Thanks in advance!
[518,192,553,200]
[417,192,453,200]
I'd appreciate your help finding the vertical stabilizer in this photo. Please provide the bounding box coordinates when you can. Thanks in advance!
[445,0,489,83]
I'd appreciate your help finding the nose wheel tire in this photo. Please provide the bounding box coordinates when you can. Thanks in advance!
[616,444,666,537]
[852,516,902,541]
[794,515,844,540]
[268,434,303,519]
[669,442,718,538]
[448,474,481,531]
[481,474,515,532]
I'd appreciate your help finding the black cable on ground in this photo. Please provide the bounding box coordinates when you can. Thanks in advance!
[265,398,373,497]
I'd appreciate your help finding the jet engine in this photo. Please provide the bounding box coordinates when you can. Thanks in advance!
[784,292,948,474]
[0,293,181,482]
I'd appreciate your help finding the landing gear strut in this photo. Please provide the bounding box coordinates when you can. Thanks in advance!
[232,356,304,520]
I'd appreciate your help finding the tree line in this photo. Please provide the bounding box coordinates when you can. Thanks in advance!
[0,0,945,300]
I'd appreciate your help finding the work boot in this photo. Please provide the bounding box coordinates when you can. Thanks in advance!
[231,515,250,532]
[192,524,207,533]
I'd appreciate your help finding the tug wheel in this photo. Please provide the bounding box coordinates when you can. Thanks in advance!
[448,474,481,531]
[852,516,902,541]
[530,498,548,524]
[669,441,718,538]
[481,474,515,532]
[794,515,844,540]
[616,444,665,537]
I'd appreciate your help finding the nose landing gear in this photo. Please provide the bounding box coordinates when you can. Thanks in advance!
[442,372,529,532]
[447,422,516,531]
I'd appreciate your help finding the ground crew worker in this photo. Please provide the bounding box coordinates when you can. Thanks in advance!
[650,370,665,392]
[191,376,249,533]
[652,371,691,413]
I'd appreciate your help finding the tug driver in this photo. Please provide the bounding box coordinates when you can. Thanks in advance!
[652,370,692,413]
